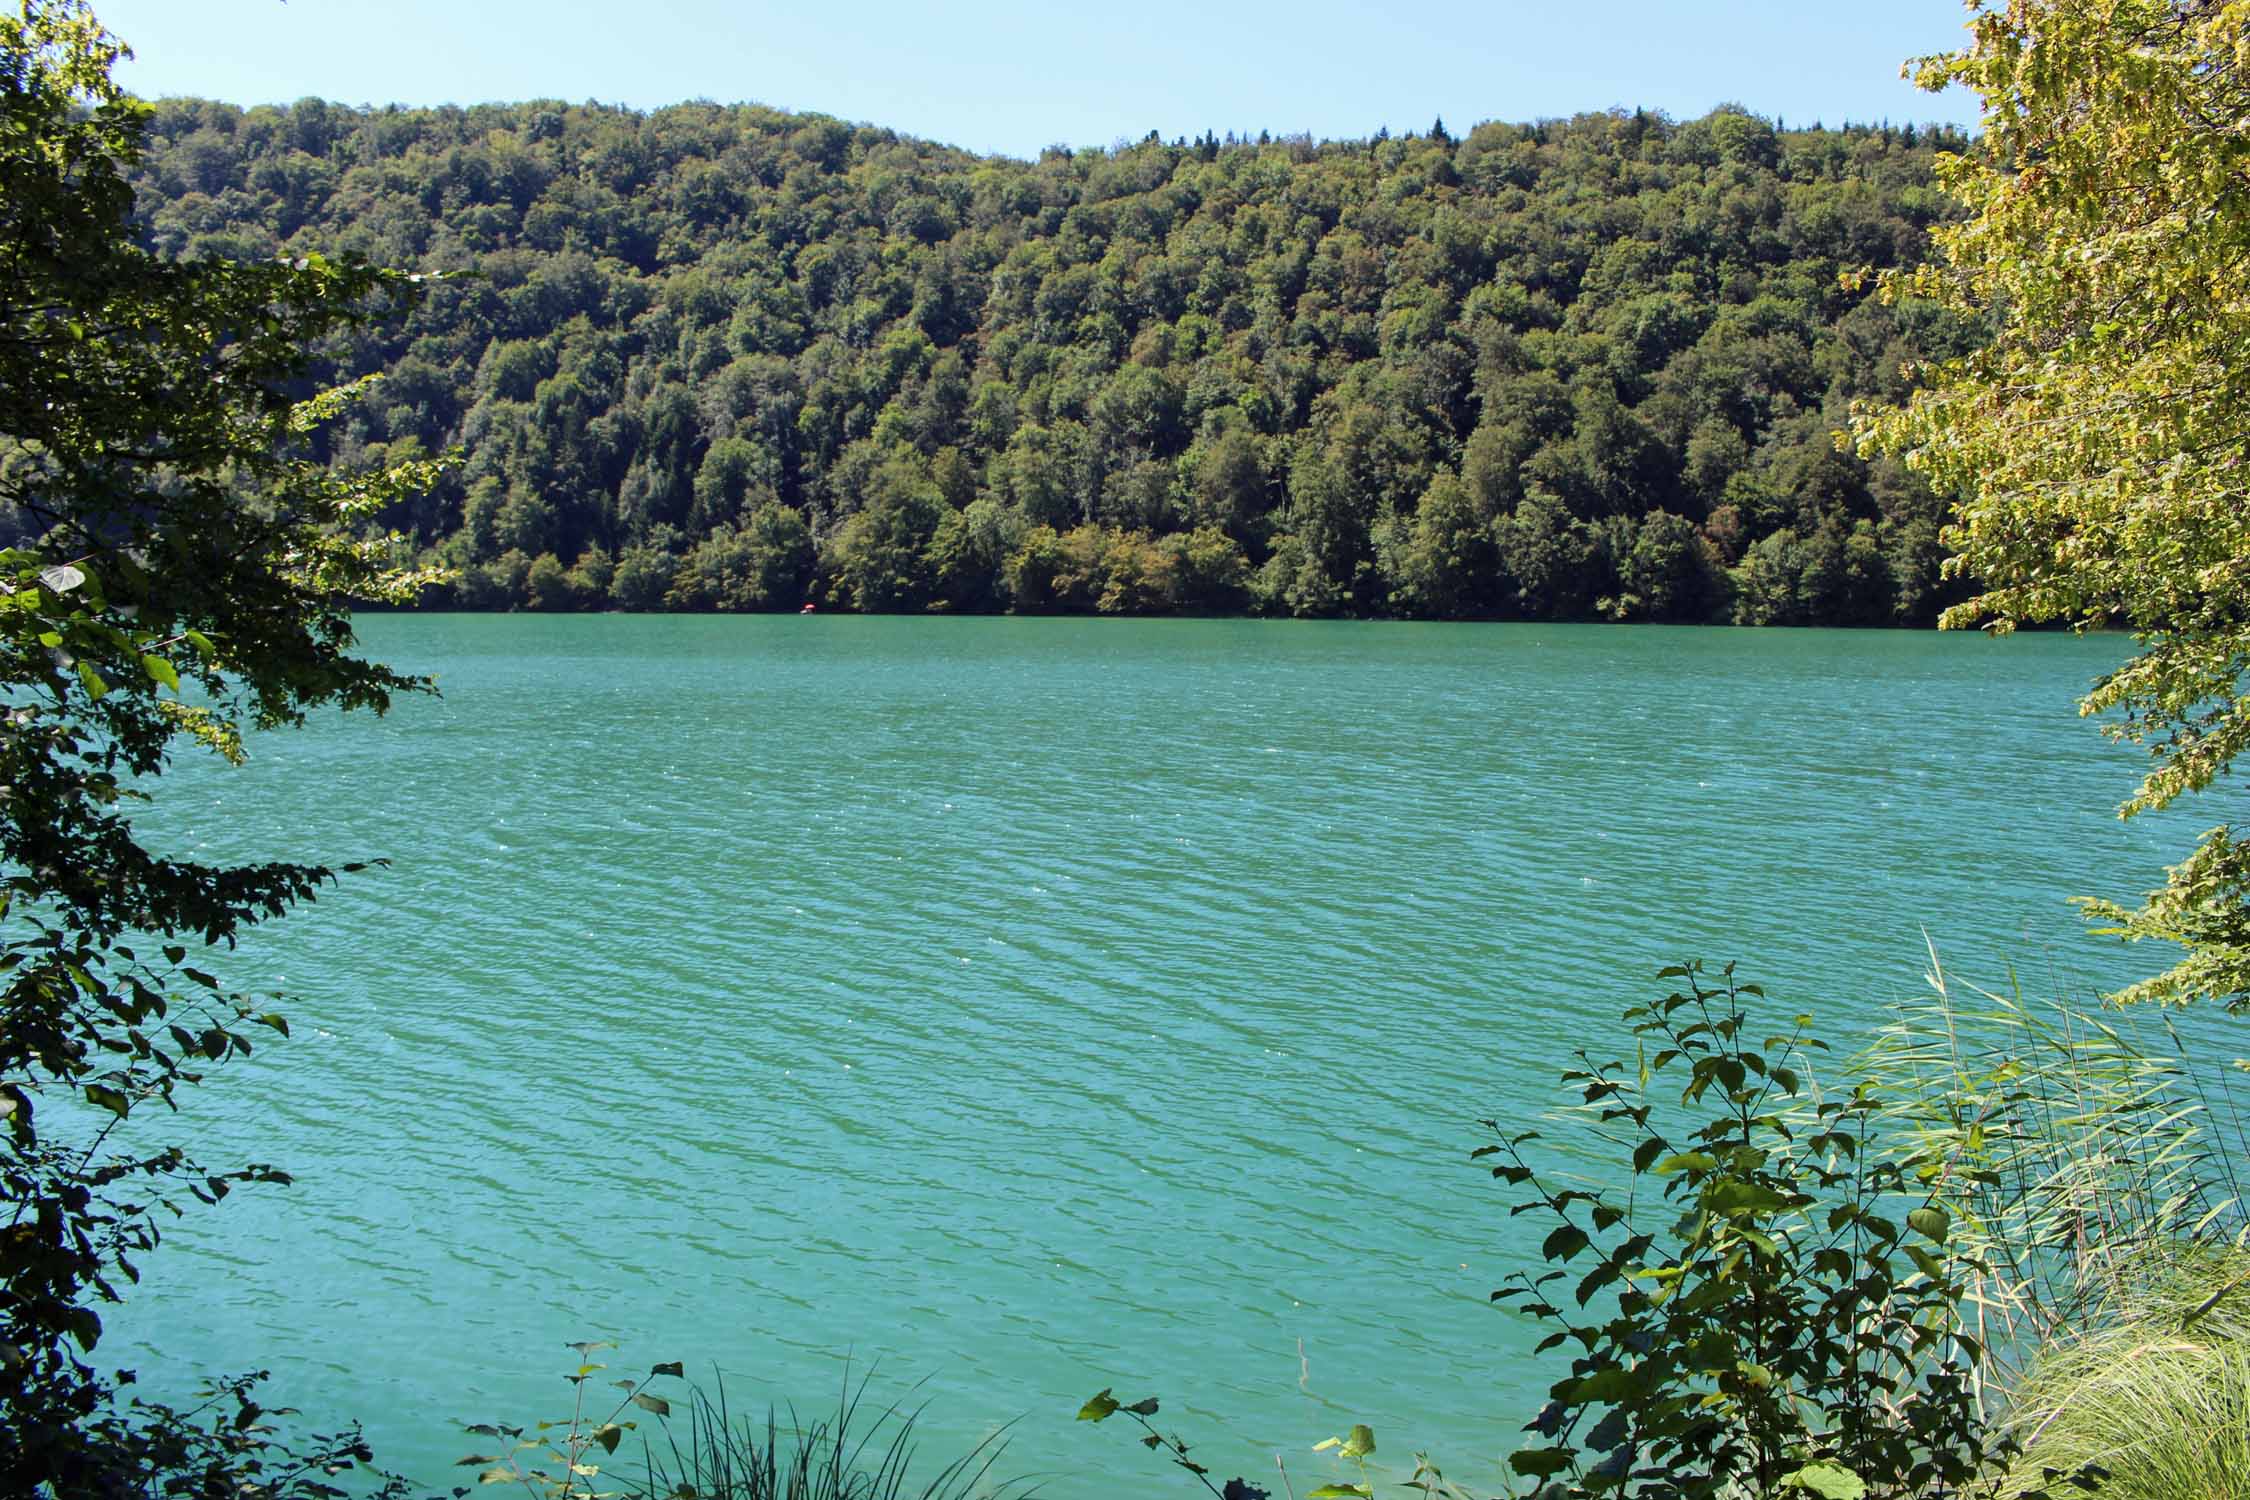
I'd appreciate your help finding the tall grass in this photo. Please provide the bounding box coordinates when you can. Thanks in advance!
[1864,946,2250,1496]
[1864,945,2249,1387]
[630,1373,1037,1500]
[1996,1245,2250,1500]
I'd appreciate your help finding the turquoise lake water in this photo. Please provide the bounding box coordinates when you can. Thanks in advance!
[105,615,2182,1496]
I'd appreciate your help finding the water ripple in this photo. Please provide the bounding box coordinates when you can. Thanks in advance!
[108,617,2174,1497]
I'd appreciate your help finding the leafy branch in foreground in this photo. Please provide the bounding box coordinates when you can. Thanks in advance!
[457,1342,684,1500]
[68,1370,413,1500]
[1078,1385,1495,1500]
[1075,1394,1431,1500]
[1851,0,2250,1010]
[1487,963,2009,1500]
[1078,1389,1276,1500]
[0,0,449,1487]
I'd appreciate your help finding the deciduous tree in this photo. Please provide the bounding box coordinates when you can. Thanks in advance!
[1853,0,2250,1008]
[0,3,441,1483]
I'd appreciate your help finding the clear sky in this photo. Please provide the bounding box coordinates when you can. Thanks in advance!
[98,0,1982,158]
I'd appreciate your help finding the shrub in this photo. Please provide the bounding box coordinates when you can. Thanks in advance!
[1487,963,2005,1500]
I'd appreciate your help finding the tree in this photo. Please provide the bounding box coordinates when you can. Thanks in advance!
[1619,509,1722,623]
[823,454,945,611]
[1852,0,2250,1009]
[116,85,1968,619]
[667,503,814,610]
[1386,469,1501,618]
[0,4,440,1485]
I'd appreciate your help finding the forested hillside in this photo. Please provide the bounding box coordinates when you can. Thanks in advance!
[126,99,1977,621]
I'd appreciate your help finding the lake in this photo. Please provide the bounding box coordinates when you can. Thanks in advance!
[108,615,2178,1497]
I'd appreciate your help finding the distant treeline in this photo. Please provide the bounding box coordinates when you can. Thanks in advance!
[125,98,1980,622]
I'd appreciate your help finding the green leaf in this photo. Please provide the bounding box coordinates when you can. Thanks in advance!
[140,654,179,692]
[84,1084,129,1118]
[1076,1390,1119,1422]
[631,1392,671,1416]
[1654,1151,1717,1174]
[74,659,107,701]
[1340,1424,1375,1458]
[1705,1182,1787,1215]
[1784,1461,1868,1500]
[1905,1244,1949,1282]
[1541,1225,1590,1263]
[1509,1447,1574,1479]
[595,1424,623,1454]
[1125,1397,1159,1416]
[1907,1205,1950,1244]
[1566,1368,1638,1404]
[478,1467,516,1485]
[650,1361,685,1378]
[1305,1486,1370,1499]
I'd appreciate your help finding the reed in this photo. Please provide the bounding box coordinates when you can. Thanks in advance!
[1863,946,2250,1495]
[631,1372,1038,1500]
[1862,945,2249,1387]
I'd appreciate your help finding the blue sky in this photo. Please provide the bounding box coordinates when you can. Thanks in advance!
[98,0,1982,157]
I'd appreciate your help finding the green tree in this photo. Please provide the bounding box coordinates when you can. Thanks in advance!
[113,51,1970,624]
[688,434,777,532]
[0,4,440,1484]
[1854,0,2250,1008]
[610,538,682,610]
[928,496,1020,612]
[1618,509,1721,623]
[1499,488,1606,621]
[822,456,945,610]
[1162,525,1250,614]
[1732,530,1809,627]
[1387,469,1502,619]
[667,503,814,610]
[1185,425,1267,539]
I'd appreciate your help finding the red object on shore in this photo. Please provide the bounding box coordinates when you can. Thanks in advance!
[800,603,816,613]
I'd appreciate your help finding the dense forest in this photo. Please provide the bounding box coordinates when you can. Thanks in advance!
[125,99,1979,621]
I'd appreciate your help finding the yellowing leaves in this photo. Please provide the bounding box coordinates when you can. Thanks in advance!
[1852,0,2250,1011]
